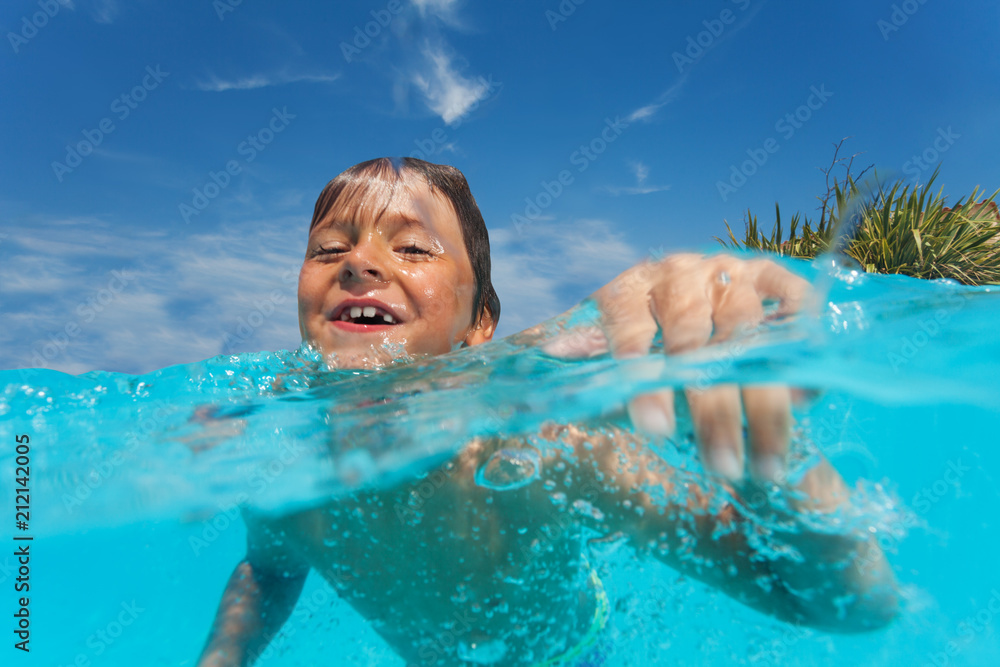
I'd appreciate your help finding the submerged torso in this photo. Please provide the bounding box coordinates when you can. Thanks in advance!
[269,438,599,666]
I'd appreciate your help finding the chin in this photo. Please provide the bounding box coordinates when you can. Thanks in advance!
[314,338,417,370]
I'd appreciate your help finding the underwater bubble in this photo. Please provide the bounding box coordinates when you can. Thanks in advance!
[457,638,508,664]
[571,499,604,521]
[587,531,627,558]
[474,447,542,491]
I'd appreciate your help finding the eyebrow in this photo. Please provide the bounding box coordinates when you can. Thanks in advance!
[313,212,431,235]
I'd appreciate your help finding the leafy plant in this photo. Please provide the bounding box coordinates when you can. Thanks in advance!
[717,140,1000,285]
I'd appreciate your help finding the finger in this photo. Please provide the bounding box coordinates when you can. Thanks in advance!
[627,388,676,437]
[649,278,714,354]
[594,263,658,358]
[750,260,811,317]
[710,283,765,342]
[741,386,792,484]
[540,325,610,359]
[686,384,744,482]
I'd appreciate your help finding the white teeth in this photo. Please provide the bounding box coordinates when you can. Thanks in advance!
[341,305,396,323]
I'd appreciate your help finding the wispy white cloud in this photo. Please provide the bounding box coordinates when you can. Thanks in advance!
[411,0,465,28]
[626,72,689,123]
[0,217,306,374]
[193,70,340,92]
[412,43,491,124]
[489,219,641,336]
[632,161,649,185]
[89,0,118,24]
[603,161,671,196]
[0,213,643,371]
[412,0,460,14]
[626,3,765,123]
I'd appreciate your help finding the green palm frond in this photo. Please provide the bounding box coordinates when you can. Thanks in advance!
[717,166,1000,285]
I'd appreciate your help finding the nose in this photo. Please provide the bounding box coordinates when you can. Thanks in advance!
[338,244,387,285]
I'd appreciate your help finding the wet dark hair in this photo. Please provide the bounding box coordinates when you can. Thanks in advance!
[309,157,500,328]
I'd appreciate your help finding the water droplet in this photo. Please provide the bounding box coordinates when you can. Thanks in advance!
[474,447,541,491]
[458,638,508,663]
[817,253,867,286]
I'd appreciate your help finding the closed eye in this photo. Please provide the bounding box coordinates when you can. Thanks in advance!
[399,245,431,255]
[312,244,346,257]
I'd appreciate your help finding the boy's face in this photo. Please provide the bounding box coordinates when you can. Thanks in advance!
[298,179,494,367]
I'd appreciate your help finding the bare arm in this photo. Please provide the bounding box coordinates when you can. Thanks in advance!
[526,254,897,630]
[197,514,310,667]
[543,422,899,633]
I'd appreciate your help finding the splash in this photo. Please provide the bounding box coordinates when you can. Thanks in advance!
[0,258,997,534]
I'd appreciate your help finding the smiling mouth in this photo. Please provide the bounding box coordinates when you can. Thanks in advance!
[333,305,399,325]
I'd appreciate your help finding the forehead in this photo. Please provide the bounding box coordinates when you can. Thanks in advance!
[310,174,463,241]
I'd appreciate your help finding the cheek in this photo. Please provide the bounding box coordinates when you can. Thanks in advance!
[420,275,473,315]
[296,271,325,330]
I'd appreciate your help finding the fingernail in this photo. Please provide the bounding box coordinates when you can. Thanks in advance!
[752,455,785,484]
[706,448,743,482]
[628,398,674,436]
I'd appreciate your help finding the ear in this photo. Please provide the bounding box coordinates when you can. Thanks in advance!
[462,309,496,347]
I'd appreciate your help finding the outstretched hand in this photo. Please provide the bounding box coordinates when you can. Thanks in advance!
[592,253,811,486]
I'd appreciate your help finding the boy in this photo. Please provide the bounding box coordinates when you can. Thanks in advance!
[196,158,898,666]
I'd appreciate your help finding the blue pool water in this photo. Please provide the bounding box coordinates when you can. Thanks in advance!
[2,257,999,666]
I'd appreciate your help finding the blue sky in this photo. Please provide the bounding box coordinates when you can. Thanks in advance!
[2,0,999,374]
